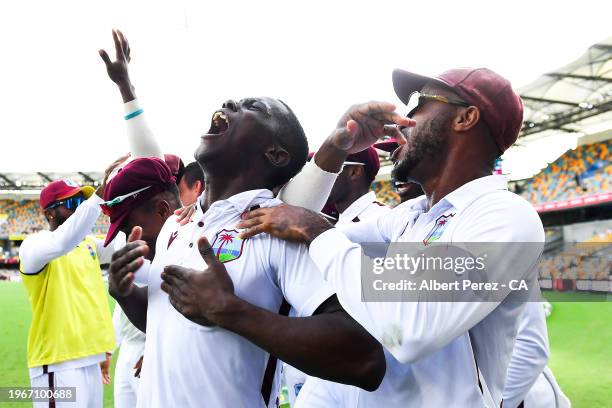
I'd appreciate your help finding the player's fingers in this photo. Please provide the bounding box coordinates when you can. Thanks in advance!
[98,49,112,67]
[110,240,147,262]
[197,236,220,265]
[238,224,267,240]
[354,101,396,116]
[240,207,274,221]
[128,226,143,242]
[117,272,135,293]
[235,216,265,230]
[162,265,188,281]
[372,112,414,127]
[112,29,124,60]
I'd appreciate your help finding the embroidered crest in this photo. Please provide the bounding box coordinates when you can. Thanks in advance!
[86,243,96,260]
[211,229,246,263]
[423,213,455,245]
[167,231,178,249]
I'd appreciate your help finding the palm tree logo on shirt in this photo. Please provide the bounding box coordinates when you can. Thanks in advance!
[211,229,246,263]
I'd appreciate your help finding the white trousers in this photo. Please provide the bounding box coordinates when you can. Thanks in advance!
[113,341,145,408]
[30,363,102,408]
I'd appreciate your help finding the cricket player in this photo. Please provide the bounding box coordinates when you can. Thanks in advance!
[238,67,546,407]
[19,178,117,408]
[105,91,416,407]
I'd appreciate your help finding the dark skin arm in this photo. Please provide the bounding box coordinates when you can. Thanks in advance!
[107,227,149,332]
[237,204,333,244]
[99,29,136,103]
[161,237,386,391]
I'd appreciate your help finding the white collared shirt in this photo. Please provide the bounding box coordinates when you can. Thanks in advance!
[337,191,391,225]
[308,175,545,408]
[137,189,334,408]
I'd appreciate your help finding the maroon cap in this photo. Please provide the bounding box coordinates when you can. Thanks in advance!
[103,157,176,246]
[374,138,400,153]
[345,146,380,182]
[39,179,95,209]
[164,154,184,178]
[392,67,524,153]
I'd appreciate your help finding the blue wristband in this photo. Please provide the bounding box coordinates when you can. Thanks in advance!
[124,109,144,120]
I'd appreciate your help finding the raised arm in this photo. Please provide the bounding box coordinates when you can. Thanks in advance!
[278,102,413,211]
[19,193,105,274]
[99,29,163,159]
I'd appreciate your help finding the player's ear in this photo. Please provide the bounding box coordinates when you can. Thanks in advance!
[264,144,290,168]
[349,165,364,181]
[156,200,171,220]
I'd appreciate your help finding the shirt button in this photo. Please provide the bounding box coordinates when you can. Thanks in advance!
[189,243,194,248]
[198,221,204,227]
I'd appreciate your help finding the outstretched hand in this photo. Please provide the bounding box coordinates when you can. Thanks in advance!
[99,29,136,102]
[161,236,235,327]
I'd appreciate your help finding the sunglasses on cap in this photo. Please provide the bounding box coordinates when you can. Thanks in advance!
[100,185,151,216]
[405,91,470,118]
[45,196,85,211]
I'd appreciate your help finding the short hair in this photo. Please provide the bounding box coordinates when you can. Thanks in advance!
[182,161,205,188]
[268,101,309,189]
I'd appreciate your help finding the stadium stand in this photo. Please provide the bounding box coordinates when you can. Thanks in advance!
[0,199,109,238]
[372,180,400,206]
[522,140,610,205]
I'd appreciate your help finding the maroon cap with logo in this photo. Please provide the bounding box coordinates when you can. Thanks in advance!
[392,67,524,153]
[103,157,176,246]
[39,179,95,210]
[345,146,380,182]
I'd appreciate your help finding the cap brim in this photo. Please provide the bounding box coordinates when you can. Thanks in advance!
[104,211,129,247]
[392,69,448,105]
[57,185,95,201]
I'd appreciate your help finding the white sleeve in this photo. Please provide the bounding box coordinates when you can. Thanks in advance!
[308,196,545,364]
[277,160,339,212]
[502,302,549,408]
[336,202,414,244]
[94,231,126,265]
[112,304,125,349]
[270,238,335,317]
[19,195,105,274]
[124,99,164,159]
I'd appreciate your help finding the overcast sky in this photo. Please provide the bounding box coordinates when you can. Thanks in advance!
[0,0,610,178]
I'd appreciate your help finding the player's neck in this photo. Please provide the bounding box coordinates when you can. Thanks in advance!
[199,174,269,213]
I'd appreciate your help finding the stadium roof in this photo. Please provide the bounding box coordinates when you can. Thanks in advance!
[0,172,103,199]
[518,36,612,140]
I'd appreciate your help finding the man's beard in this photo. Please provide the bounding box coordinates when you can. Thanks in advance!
[391,114,449,183]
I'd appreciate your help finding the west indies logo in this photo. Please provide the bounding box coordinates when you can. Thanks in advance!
[423,213,455,246]
[211,229,246,263]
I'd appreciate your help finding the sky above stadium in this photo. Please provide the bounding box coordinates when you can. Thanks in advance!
[0,0,610,179]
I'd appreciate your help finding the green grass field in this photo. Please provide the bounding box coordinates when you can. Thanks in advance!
[1,281,610,407]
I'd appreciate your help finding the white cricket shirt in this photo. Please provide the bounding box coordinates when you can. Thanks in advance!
[308,175,545,407]
[137,189,334,408]
[337,191,391,225]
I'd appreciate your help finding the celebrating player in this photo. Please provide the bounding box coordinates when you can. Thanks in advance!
[237,67,546,407]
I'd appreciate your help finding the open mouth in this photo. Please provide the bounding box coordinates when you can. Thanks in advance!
[204,111,230,137]
[394,181,413,193]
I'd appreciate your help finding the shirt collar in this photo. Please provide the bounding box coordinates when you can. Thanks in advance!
[339,191,377,223]
[441,175,508,211]
[198,189,275,215]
